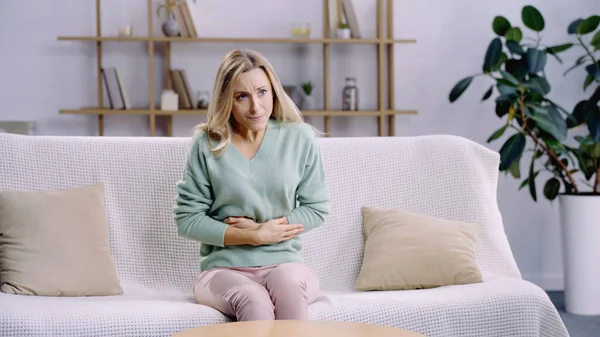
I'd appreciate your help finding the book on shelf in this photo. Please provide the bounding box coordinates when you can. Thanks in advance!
[168,69,193,109]
[327,0,361,38]
[101,67,131,110]
[341,0,361,38]
[173,0,198,38]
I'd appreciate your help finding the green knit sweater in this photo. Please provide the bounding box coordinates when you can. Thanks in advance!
[174,118,330,271]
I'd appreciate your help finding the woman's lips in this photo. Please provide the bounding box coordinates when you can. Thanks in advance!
[247,115,265,121]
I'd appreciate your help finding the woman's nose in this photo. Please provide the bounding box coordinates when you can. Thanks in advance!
[250,96,260,113]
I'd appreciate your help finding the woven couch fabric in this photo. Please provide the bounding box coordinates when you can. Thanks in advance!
[0,133,568,337]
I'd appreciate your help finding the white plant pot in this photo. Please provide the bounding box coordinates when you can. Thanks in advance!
[302,95,314,110]
[559,194,600,315]
[336,28,351,39]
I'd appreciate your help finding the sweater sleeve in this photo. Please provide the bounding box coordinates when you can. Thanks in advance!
[174,136,229,247]
[286,128,330,231]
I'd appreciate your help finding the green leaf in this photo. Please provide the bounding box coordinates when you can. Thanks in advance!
[519,171,540,190]
[506,58,529,80]
[546,43,573,64]
[505,27,523,42]
[525,76,551,95]
[506,40,525,55]
[500,70,520,85]
[585,62,600,82]
[564,55,589,76]
[483,38,503,73]
[449,76,473,103]
[576,138,600,166]
[534,76,551,94]
[497,79,518,88]
[543,178,561,200]
[493,16,512,36]
[497,83,518,96]
[496,101,511,118]
[591,30,600,49]
[508,156,522,178]
[575,135,593,145]
[584,74,594,91]
[567,100,588,128]
[577,15,600,35]
[499,133,526,171]
[487,125,508,142]
[544,137,569,156]
[526,48,547,74]
[573,150,596,180]
[528,152,537,201]
[530,106,567,141]
[568,19,583,34]
[522,5,545,32]
[482,85,494,101]
[590,144,600,159]
[491,53,508,72]
[547,52,563,65]
[547,43,574,54]
[588,110,600,142]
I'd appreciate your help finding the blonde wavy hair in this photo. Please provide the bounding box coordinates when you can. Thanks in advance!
[194,49,304,156]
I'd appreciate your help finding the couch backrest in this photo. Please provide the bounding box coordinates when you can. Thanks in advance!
[0,133,521,294]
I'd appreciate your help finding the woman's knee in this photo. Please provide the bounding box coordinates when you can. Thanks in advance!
[195,268,275,320]
[265,263,320,302]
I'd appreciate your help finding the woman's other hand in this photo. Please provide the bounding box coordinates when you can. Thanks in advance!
[224,216,261,231]
[256,216,304,245]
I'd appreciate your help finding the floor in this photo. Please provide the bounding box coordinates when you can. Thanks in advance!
[547,291,600,336]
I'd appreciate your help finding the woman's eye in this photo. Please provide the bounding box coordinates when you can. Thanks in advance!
[259,89,267,95]
[237,94,246,100]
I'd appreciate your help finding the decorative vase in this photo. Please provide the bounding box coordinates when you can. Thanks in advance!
[559,194,600,315]
[336,28,351,39]
[162,17,180,37]
[302,95,314,110]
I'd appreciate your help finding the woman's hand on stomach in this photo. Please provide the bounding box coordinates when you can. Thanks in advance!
[224,216,261,231]
[224,216,304,245]
[255,217,304,245]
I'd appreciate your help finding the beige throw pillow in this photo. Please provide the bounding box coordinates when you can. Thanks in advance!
[0,184,123,296]
[355,206,483,291]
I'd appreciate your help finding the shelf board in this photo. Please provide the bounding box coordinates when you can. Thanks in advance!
[57,36,151,42]
[57,36,417,44]
[59,108,208,115]
[60,108,417,117]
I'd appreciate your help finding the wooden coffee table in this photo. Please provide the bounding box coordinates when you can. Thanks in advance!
[172,320,425,337]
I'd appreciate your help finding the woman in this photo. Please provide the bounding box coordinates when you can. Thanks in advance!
[174,49,330,322]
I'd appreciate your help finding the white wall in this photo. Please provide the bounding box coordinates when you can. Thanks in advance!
[1,0,597,290]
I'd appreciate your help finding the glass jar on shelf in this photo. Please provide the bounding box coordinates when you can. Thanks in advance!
[196,91,209,109]
[342,77,358,111]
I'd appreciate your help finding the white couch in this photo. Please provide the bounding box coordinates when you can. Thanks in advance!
[0,132,569,337]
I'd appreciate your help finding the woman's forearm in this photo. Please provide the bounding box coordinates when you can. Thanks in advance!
[223,226,260,246]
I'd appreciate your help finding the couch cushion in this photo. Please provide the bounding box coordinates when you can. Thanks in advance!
[0,292,229,336]
[312,277,568,337]
[0,278,568,337]
[0,184,123,296]
[355,206,482,291]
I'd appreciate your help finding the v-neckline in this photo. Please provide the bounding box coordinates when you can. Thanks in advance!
[230,118,277,162]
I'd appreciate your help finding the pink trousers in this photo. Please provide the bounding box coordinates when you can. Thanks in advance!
[194,262,319,321]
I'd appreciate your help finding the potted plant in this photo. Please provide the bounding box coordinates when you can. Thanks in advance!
[448,5,600,315]
[336,22,351,39]
[300,81,315,110]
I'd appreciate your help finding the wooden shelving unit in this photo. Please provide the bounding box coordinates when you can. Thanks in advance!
[58,0,417,137]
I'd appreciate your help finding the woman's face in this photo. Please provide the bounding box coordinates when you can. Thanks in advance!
[230,68,274,134]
